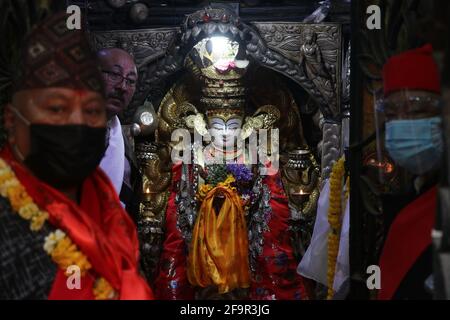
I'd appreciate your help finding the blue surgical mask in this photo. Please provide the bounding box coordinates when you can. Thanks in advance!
[385,117,443,175]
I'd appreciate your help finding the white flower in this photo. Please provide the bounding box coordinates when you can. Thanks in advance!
[43,229,66,254]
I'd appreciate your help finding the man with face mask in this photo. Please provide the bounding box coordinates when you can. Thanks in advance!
[377,44,442,300]
[0,12,152,300]
[97,48,140,218]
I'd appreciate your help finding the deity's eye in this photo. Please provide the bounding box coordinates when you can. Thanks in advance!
[226,119,243,129]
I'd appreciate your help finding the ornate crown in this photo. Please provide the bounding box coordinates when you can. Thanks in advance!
[189,36,249,118]
[200,66,247,116]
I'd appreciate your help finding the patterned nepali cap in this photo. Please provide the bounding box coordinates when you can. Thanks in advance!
[13,11,103,94]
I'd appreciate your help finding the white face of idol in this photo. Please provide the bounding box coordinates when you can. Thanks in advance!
[208,117,243,151]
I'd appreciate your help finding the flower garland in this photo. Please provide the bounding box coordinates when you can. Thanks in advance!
[0,159,116,300]
[327,156,350,300]
[199,164,256,211]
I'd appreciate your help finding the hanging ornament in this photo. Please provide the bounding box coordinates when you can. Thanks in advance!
[130,3,149,24]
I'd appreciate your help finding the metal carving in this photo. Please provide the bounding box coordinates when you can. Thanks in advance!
[89,7,346,283]
[90,27,178,64]
[317,40,350,182]
[341,41,351,151]
[247,176,271,273]
[251,22,340,116]
[135,141,172,281]
[88,6,343,124]
[128,7,341,120]
[321,121,342,182]
[281,147,321,259]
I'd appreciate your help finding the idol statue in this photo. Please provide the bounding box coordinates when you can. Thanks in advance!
[138,36,320,300]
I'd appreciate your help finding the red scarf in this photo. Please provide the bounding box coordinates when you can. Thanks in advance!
[1,147,153,300]
[378,186,436,300]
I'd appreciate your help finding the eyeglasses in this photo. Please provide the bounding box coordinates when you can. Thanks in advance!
[101,70,137,88]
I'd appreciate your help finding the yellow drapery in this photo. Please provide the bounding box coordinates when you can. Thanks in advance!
[187,186,250,293]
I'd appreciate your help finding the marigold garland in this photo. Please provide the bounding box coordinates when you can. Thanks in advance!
[0,158,117,300]
[44,231,93,275]
[327,156,350,300]
[93,277,117,300]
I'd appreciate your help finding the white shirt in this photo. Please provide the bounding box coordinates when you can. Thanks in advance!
[99,116,125,202]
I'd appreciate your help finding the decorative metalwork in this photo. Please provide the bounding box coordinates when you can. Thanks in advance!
[282,148,321,215]
[342,41,351,109]
[136,141,171,281]
[90,28,178,62]
[247,176,271,273]
[94,6,343,120]
[90,6,344,187]
[341,41,351,151]
[251,22,340,118]
[175,162,199,245]
[96,5,346,288]
[281,147,321,259]
[321,121,342,181]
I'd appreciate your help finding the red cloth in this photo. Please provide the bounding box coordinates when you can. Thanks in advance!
[154,163,312,300]
[383,44,441,96]
[154,163,195,299]
[377,186,436,300]
[1,146,153,300]
[249,173,313,300]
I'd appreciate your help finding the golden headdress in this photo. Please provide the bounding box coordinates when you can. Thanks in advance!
[188,36,250,121]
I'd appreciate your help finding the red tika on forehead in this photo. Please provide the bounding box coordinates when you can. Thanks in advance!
[13,11,104,95]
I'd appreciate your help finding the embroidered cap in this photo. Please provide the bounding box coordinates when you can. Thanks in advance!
[13,11,103,94]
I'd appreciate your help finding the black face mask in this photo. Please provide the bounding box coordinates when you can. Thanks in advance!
[24,124,106,189]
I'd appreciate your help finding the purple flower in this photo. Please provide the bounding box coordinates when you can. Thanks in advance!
[227,164,253,183]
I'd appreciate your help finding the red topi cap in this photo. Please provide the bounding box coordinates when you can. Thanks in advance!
[383,44,441,97]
